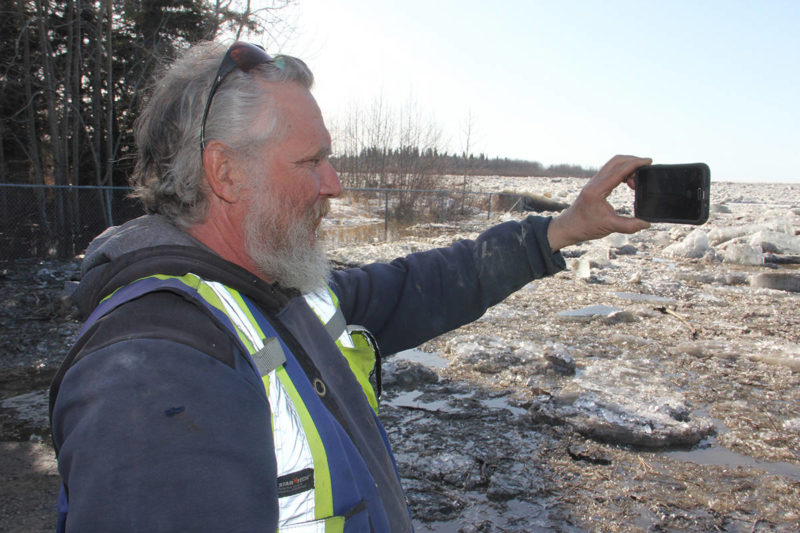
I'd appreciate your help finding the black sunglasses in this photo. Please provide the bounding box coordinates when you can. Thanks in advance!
[200,42,274,154]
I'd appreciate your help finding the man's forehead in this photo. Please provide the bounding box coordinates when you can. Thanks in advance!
[259,80,320,115]
[248,82,329,156]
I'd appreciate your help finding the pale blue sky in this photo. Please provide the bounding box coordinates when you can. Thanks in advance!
[277,1,800,182]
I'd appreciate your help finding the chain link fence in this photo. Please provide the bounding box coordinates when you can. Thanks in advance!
[0,184,142,261]
[1,184,524,261]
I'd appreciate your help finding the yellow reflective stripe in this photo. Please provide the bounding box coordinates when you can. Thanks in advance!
[326,285,339,308]
[304,287,378,413]
[203,281,263,356]
[275,367,333,522]
[98,272,202,303]
[324,516,345,533]
[114,274,260,354]
[338,343,379,413]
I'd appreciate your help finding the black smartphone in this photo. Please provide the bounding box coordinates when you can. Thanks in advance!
[634,163,710,225]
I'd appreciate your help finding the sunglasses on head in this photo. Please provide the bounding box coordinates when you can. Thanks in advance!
[200,41,274,154]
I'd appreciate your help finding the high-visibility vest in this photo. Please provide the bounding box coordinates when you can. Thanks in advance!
[56,273,390,532]
[303,286,381,413]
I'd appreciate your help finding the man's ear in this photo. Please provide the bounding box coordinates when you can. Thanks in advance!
[202,140,241,204]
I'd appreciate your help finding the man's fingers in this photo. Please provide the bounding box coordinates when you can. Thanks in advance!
[611,215,651,234]
[594,155,652,192]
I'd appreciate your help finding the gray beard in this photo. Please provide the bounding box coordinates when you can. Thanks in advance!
[244,198,331,294]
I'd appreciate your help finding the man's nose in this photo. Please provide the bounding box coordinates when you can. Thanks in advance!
[320,161,342,198]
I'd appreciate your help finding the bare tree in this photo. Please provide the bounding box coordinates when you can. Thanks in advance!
[210,0,297,46]
[460,109,475,214]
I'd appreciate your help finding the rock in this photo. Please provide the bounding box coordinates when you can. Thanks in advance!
[749,231,800,255]
[382,359,439,390]
[614,244,638,255]
[663,229,710,259]
[567,440,612,465]
[720,243,764,265]
[602,310,638,324]
[750,272,800,293]
[542,343,576,376]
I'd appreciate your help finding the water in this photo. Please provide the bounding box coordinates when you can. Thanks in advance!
[321,222,388,246]
[396,348,450,369]
[665,442,800,481]
[321,221,415,246]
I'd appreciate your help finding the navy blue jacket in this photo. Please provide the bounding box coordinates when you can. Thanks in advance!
[50,214,565,531]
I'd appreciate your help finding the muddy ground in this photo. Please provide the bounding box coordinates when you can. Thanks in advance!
[2,178,799,532]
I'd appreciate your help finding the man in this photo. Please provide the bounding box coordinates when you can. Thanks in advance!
[49,41,650,531]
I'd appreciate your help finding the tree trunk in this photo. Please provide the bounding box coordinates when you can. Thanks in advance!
[35,0,69,255]
[103,0,114,225]
[21,10,49,234]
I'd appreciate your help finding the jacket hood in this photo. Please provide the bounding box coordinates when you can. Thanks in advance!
[74,214,290,318]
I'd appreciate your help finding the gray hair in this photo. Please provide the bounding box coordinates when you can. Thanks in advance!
[131,41,314,227]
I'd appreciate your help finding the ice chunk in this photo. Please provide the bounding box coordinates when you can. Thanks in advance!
[750,272,800,293]
[720,243,764,265]
[663,229,710,259]
[749,231,800,255]
[526,361,715,447]
[556,304,623,322]
[613,292,677,305]
[571,257,592,280]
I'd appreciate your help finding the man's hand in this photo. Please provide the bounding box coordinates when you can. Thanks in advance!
[547,155,652,253]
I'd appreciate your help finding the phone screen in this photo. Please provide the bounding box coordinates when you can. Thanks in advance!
[635,164,710,225]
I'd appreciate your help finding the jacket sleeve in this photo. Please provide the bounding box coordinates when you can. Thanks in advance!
[329,215,567,355]
[51,338,278,532]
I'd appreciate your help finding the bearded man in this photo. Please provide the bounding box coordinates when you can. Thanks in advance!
[49,41,650,532]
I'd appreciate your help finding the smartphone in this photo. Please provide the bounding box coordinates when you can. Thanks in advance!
[634,163,710,225]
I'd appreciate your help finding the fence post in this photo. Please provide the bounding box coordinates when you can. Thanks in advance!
[384,189,389,241]
[487,193,492,219]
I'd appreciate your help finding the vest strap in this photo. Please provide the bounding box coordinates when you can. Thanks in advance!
[252,338,287,377]
[324,305,347,341]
